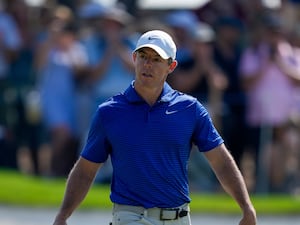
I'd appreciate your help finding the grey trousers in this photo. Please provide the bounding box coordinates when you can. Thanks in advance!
[112,203,192,225]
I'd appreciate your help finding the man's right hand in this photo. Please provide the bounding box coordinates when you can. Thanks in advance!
[53,217,67,225]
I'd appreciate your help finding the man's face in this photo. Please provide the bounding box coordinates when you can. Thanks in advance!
[133,47,177,88]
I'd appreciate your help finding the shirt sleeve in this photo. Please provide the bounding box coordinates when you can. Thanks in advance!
[80,107,111,163]
[192,102,224,152]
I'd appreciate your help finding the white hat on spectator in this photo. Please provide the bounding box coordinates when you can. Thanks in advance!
[192,22,215,43]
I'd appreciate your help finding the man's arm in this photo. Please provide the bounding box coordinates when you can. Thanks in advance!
[204,144,257,225]
[53,157,102,225]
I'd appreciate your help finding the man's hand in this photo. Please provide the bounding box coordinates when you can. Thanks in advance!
[239,206,257,225]
[53,217,67,225]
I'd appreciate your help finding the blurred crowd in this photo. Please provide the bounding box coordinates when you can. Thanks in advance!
[0,0,300,194]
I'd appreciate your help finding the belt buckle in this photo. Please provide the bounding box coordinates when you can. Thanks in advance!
[159,208,179,221]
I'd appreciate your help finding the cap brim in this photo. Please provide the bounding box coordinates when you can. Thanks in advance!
[134,44,170,59]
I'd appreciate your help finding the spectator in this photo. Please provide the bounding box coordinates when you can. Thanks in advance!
[212,16,247,169]
[37,21,89,177]
[164,10,198,71]
[168,22,228,131]
[0,0,22,169]
[88,6,135,104]
[34,4,74,72]
[79,4,136,183]
[74,1,106,137]
[167,22,228,191]
[239,13,297,192]
[5,0,43,175]
[278,24,300,193]
[78,4,136,121]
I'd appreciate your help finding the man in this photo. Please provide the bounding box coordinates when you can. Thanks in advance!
[53,30,256,225]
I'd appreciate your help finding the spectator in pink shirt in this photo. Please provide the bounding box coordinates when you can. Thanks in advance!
[239,13,297,192]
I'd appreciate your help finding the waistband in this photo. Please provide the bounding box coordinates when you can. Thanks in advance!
[113,203,190,221]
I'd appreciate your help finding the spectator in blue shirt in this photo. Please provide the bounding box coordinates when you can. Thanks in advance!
[78,4,136,183]
[53,30,256,225]
[38,21,89,177]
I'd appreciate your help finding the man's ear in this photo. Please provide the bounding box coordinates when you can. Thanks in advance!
[132,52,137,62]
[168,60,178,73]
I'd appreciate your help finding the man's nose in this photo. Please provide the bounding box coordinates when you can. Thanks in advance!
[144,58,152,66]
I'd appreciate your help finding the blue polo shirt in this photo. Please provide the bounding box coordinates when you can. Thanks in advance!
[81,82,223,208]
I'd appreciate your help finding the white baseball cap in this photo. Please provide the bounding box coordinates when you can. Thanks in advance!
[134,30,177,60]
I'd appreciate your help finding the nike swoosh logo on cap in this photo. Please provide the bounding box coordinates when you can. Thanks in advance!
[148,36,159,40]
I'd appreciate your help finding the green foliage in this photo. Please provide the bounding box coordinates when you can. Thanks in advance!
[1,170,300,214]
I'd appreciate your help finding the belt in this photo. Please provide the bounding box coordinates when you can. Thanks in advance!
[113,203,189,221]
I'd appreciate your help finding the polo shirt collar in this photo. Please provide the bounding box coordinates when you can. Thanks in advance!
[124,81,175,103]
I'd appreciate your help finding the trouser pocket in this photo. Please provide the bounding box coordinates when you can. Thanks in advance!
[163,214,192,225]
[112,211,143,225]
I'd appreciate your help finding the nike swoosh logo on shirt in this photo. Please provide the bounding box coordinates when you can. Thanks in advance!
[165,110,178,115]
[165,100,195,115]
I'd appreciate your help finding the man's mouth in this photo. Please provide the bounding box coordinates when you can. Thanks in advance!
[142,73,153,77]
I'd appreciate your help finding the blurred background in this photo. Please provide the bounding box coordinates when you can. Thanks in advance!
[0,0,300,196]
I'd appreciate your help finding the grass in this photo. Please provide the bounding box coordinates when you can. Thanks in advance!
[1,169,300,215]
[0,170,112,209]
